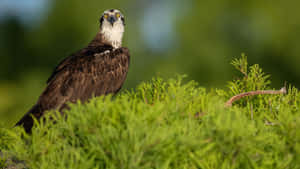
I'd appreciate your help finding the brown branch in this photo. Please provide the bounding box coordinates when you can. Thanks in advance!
[225,87,287,107]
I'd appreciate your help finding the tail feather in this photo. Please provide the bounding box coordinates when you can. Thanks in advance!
[15,104,42,133]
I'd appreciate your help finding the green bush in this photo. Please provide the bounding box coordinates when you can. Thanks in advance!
[0,56,299,169]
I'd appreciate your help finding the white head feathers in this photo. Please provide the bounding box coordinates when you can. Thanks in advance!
[100,9,125,48]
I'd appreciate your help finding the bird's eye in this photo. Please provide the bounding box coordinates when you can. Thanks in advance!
[115,13,121,18]
[104,14,109,19]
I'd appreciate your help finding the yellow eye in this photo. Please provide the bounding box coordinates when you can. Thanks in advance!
[104,14,109,19]
[115,13,121,18]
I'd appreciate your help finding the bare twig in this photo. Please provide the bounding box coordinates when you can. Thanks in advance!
[225,87,287,107]
[194,112,206,118]
[264,121,279,126]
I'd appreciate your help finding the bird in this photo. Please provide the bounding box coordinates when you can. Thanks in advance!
[15,9,130,133]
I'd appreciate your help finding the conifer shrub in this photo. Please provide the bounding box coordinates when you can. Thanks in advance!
[0,55,299,169]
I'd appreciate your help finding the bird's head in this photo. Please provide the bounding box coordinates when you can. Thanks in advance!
[100,9,125,48]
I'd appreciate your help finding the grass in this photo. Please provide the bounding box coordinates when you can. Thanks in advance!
[0,55,299,169]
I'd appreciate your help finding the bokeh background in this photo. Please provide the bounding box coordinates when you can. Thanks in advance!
[0,0,299,126]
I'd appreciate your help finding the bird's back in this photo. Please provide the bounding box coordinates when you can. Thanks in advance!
[16,8,129,133]
[15,45,130,133]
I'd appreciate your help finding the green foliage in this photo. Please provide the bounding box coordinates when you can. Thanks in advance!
[228,53,271,94]
[0,158,7,169]
[2,0,300,128]
[224,54,299,123]
[0,57,299,169]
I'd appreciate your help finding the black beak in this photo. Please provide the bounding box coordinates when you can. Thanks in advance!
[108,16,117,26]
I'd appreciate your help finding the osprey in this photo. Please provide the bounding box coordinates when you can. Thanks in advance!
[15,9,130,133]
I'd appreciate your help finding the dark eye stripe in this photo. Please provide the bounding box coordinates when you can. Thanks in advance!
[121,17,125,25]
[100,16,104,25]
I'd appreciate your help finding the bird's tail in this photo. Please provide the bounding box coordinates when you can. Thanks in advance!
[15,104,41,133]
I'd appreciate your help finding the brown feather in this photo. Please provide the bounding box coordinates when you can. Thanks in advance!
[15,34,130,133]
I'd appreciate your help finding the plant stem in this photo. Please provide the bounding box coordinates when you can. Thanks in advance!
[225,87,287,107]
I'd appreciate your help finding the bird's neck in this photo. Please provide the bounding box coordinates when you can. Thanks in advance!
[89,26,124,49]
[101,25,124,48]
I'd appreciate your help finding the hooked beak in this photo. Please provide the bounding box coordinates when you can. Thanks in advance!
[108,15,117,26]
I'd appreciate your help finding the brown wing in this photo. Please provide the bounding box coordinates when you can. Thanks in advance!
[46,44,113,84]
[45,47,130,106]
[15,46,130,133]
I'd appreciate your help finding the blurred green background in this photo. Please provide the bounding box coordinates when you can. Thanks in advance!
[0,0,299,126]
